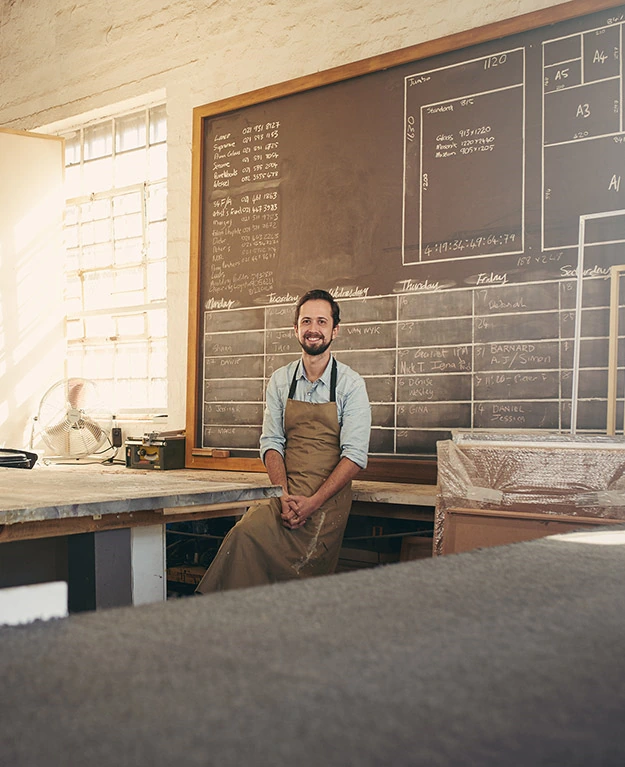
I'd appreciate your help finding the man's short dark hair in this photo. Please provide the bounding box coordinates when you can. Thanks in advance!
[294,289,340,327]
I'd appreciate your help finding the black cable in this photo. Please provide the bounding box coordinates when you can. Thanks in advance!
[166,529,226,541]
[343,530,432,542]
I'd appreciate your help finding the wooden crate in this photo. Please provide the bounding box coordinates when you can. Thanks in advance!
[166,565,205,585]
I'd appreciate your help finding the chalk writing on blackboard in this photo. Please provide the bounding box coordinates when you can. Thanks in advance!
[191,2,625,460]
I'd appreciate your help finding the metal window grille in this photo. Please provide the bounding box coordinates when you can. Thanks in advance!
[60,106,168,416]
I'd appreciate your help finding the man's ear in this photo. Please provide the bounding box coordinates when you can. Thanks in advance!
[332,324,339,340]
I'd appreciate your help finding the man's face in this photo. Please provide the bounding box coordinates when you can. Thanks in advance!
[294,299,338,356]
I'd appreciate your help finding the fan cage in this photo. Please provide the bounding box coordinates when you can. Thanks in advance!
[38,378,114,458]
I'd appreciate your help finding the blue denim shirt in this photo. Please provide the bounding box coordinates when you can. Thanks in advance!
[259,356,371,469]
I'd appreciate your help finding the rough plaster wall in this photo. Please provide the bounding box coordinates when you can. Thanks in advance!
[0,0,569,431]
[0,131,65,449]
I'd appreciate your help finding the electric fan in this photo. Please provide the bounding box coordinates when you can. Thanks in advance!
[37,378,114,458]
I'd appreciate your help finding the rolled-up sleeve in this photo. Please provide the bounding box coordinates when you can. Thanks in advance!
[259,371,287,463]
[339,375,371,469]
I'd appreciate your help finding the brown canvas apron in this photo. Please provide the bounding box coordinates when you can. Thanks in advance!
[196,359,353,593]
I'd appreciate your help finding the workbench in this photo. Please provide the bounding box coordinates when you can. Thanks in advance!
[0,463,436,611]
[0,464,281,610]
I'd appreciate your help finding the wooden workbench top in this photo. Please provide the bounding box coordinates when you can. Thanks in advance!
[0,464,281,525]
[90,465,438,507]
[174,471,437,506]
[0,462,437,527]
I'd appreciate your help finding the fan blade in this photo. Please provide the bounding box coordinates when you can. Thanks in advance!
[45,418,72,436]
[78,417,107,451]
[43,418,73,455]
[67,379,88,409]
[80,417,105,440]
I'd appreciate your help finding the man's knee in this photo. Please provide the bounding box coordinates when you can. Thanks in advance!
[234,505,272,540]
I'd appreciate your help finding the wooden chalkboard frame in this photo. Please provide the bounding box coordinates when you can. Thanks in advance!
[185,0,622,482]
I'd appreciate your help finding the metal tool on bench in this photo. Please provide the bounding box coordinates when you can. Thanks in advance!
[125,430,186,470]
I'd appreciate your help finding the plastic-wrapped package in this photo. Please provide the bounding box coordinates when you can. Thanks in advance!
[435,432,625,554]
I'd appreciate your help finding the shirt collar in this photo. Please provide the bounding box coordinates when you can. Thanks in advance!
[297,354,335,386]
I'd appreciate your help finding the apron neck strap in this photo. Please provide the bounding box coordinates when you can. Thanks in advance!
[288,358,337,402]
[329,357,337,402]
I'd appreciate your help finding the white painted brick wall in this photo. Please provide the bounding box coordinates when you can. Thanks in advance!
[0,0,567,432]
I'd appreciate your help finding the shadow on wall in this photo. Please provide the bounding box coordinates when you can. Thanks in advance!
[0,131,66,450]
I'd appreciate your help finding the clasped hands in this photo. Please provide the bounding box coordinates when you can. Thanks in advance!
[280,494,317,530]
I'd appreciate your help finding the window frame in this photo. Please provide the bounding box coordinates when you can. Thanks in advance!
[59,104,168,419]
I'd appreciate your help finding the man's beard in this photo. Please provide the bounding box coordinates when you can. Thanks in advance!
[299,335,333,356]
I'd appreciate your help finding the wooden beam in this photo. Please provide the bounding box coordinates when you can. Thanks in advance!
[607,265,625,435]
[0,505,252,544]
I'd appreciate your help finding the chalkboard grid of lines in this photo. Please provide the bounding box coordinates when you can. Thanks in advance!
[200,276,625,457]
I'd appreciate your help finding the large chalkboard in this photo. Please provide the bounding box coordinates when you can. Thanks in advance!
[186,0,625,477]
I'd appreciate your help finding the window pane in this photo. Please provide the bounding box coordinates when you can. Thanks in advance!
[147,221,166,260]
[84,122,112,161]
[65,205,79,227]
[148,309,167,338]
[98,379,116,411]
[113,211,142,240]
[82,198,110,222]
[117,345,137,377]
[116,378,132,407]
[66,347,85,378]
[115,149,148,188]
[64,274,82,313]
[148,144,167,181]
[94,218,112,242]
[79,221,95,246]
[81,242,113,270]
[116,265,144,292]
[83,270,113,309]
[84,346,108,379]
[64,224,79,249]
[149,105,167,145]
[65,247,80,272]
[126,382,146,408]
[147,182,166,222]
[81,218,112,246]
[128,344,148,377]
[63,132,81,166]
[94,345,115,377]
[150,378,167,407]
[113,267,144,306]
[85,314,114,338]
[113,191,142,215]
[65,165,81,198]
[83,156,113,193]
[66,318,84,340]
[129,378,149,407]
[116,313,145,336]
[150,339,167,375]
[147,260,166,301]
[115,112,146,153]
[114,237,143,265]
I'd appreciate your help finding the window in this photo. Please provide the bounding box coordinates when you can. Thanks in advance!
[60,106,167,416]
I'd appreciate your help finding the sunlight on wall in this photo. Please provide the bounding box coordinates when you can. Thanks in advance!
[0,400,8,432]
[0,242,5,431]
[0,130,65,449]
[14,191,64,346]
[0,247,5,381]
